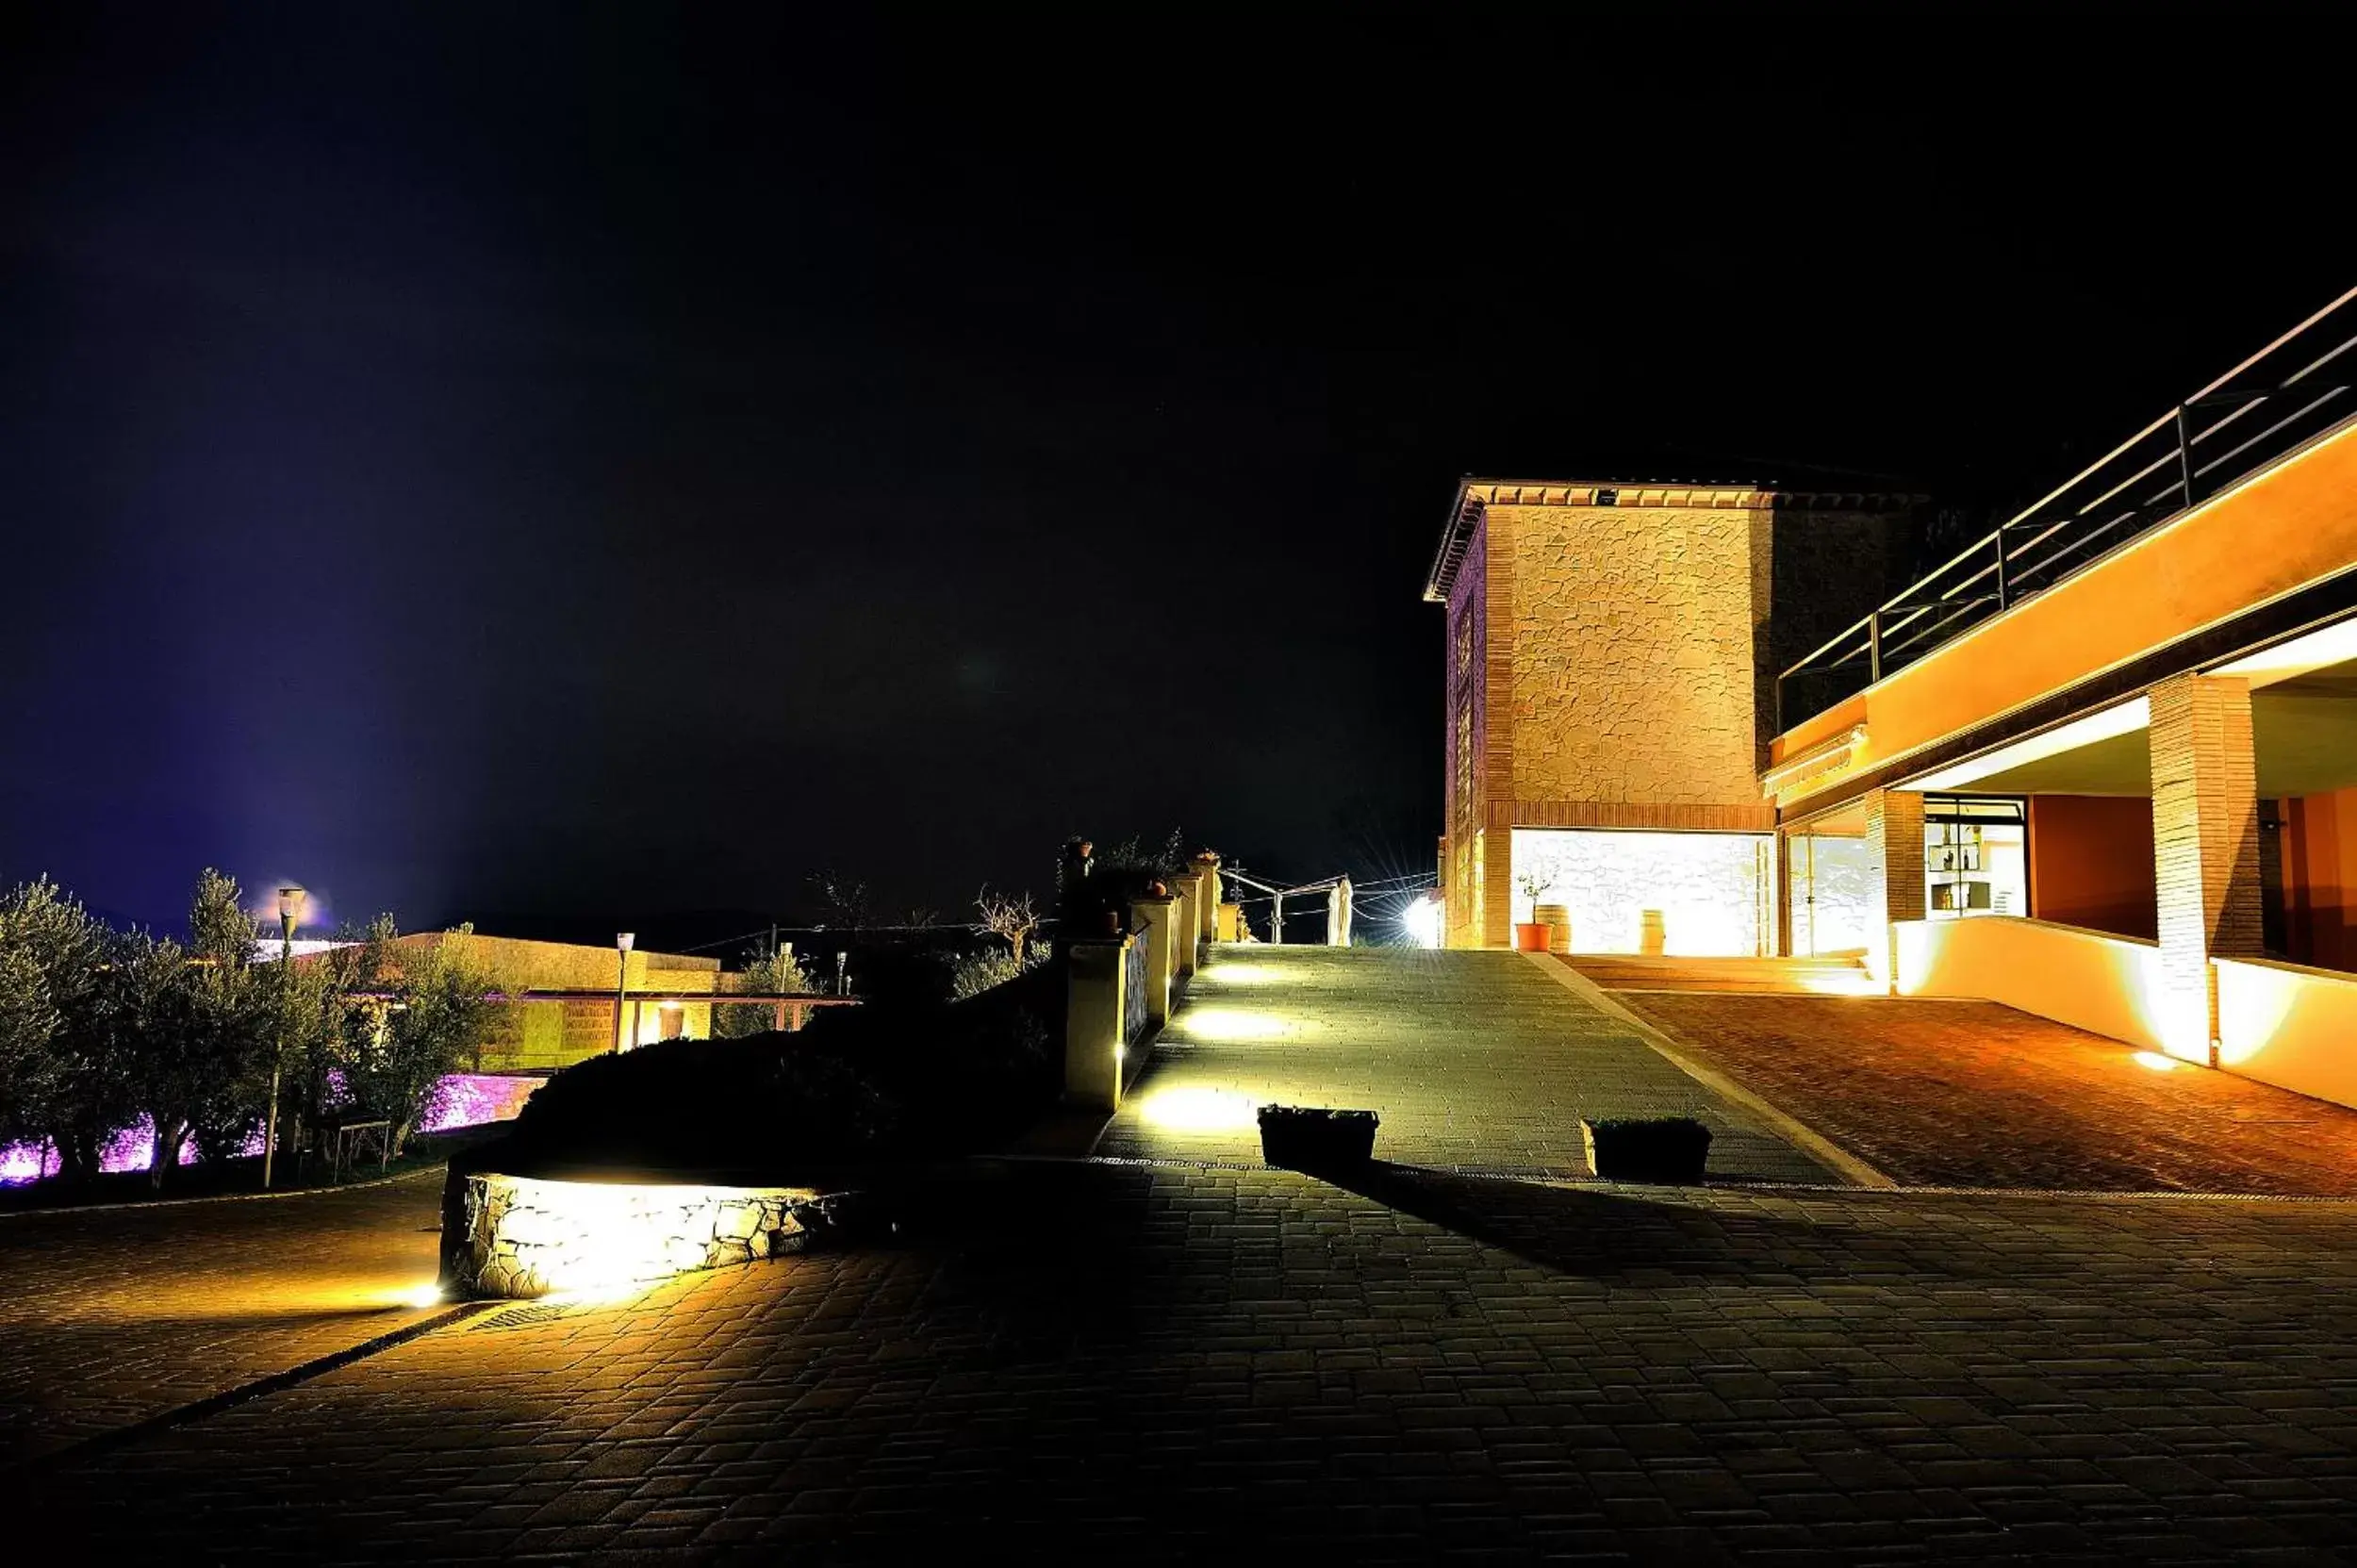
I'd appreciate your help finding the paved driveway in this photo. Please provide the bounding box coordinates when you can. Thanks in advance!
[0,1171,445,1464]
[1620,989,2357,1195]
[1097,946,1836,1183]
[16,1161,2357,1560]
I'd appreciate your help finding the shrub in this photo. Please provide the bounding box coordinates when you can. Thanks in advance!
[948,943,1047,1002]
[715,945,819,1037]
[493,953,1063,1179]
[507,1033,898,1175]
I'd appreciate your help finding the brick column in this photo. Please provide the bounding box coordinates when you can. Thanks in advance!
[2148,675,2264,1063]
[1863,789,1925,989]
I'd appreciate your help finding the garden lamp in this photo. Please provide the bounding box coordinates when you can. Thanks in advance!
[264,886,305,1190]
[614,932,635,1052]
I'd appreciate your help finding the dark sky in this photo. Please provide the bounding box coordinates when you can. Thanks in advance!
[3,4,2348,940]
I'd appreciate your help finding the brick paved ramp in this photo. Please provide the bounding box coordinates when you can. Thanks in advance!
[1624,992,2357,1195]
[16,1161,2357,1560]
[1097,945,1835,1183]
[0,1171,444,1464]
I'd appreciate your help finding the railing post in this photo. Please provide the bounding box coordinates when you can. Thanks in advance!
[1867,611,1883,684]
[2175,403,2200,508]
[1993,529,2011,611]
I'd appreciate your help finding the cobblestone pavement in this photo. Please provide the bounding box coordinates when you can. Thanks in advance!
[0,1171,445,1464]
[1096,946,1836,1183]
[16,1160,2357,1561]
[1620,991,2357,1195]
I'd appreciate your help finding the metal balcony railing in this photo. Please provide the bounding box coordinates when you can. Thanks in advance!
[1777,284,2357,730]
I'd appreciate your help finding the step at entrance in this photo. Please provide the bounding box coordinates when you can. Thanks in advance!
[1562,954,1879,995]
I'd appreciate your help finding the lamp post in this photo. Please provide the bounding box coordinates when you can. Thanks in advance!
[613,932,635,1053]
[264,885,305,1190]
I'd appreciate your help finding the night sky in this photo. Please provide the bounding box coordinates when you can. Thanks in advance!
[3,5,2347,940]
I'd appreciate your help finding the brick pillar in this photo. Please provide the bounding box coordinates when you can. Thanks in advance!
[1863,789,1925,989]
[2148,675,2264,1063]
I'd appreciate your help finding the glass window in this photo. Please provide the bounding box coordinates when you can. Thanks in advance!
[1923,796,2027,920]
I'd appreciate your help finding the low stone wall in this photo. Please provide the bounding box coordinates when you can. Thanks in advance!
[1893,916,2170,1053]
[2217,956,2357,1110]
[444,1171,828,1300]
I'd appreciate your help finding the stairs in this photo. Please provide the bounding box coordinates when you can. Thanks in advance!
[1560,953,1880,996]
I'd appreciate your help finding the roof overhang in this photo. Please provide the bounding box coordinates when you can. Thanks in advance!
[1423,475,1924,602]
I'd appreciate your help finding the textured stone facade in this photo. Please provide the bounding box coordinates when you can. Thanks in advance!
[444,1171,828,1299]
[1501,502,1763,807]
[1436,483,1904,948]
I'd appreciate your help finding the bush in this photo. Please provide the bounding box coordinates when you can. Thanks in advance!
[714,945,819,1038]
[505,1033,898,1175]
[947,944,1047,1002]
[494,955,1063,1179]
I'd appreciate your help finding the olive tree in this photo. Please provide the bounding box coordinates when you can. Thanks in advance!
[0,878,128,1181]
[136,870,278,1183]
[330,916,503,1147]
[715,943,818,1037]
[0,934,58,1149]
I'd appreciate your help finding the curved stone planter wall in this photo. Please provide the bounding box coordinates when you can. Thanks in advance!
[444,1171,829,1300]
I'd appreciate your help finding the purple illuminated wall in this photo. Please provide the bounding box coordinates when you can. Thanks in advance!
[0,1072,541,1184]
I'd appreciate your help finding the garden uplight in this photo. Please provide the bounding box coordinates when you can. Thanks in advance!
[1198,963,1283,986]
[1136,1087,1261,1134]
[1179,1008,1299,1043]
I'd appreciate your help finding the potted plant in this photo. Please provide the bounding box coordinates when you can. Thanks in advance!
[1257,1105,1379,1171]
[1579,1116,1712,1183]
[1513,870,1555,952]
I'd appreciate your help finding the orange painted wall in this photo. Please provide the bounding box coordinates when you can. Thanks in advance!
[2284,786,2357,972]
[2027,795,2158,941]
[1772,419,2357,800]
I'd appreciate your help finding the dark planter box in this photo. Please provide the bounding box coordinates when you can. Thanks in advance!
[1258,1106,1378,1171]
[1580,1116,1711,1183]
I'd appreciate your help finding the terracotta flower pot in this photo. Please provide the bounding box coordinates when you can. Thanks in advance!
[1513,922,1551,952]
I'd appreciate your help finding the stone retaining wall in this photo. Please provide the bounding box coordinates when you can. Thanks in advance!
[444,1171,827,1299]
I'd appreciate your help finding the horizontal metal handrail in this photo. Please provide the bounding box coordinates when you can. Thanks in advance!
[1777,284,2357,726]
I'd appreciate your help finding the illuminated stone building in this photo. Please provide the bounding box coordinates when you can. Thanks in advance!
[1429,288,2357,1111]
[1426,481,1912,954]
[314,933,726,1070]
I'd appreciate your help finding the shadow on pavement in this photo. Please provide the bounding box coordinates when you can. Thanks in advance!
[1313,1159,1965,1285]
